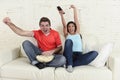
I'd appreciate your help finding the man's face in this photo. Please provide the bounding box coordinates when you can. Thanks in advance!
[40,22,50,34]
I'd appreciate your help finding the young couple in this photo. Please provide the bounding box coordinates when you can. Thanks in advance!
[3,5,98,73]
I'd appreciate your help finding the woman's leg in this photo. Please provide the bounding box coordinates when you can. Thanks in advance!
[73,52,82,67]
[63,39,74,72]
[73,51,98,67]
[63,39,73,66]
[22,40,42,65]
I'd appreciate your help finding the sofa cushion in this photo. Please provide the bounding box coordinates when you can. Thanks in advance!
[89,43,114,67]
[55,66,112,80]
[20,45,28,57]
[1,57,55,80]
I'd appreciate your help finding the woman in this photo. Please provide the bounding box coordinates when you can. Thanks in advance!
[58,5,98,72]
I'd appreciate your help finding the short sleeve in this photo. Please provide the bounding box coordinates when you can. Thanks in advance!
[54,32,62,47]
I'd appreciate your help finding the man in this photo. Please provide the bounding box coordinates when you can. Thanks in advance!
[3,17,66,69]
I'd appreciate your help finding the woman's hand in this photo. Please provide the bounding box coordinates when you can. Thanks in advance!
[59,10,64,15]
[69,5,76,9]
[57,6,65,15]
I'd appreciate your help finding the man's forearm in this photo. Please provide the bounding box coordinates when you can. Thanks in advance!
[53,46,62,54]
[6,22,24,36]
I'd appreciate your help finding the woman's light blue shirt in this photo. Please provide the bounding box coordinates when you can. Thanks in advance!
[66,33,83,52]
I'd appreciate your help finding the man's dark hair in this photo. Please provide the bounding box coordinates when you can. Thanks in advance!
[39,17,51,26]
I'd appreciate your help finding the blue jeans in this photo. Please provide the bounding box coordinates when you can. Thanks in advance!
[22,40,66,67]
[63,39,98,67]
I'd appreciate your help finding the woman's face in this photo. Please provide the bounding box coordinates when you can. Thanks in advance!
[68,23,75,34]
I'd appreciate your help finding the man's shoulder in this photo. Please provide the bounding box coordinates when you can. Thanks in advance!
[51,29,59,34]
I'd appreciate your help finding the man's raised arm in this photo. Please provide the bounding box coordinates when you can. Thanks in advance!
[3,17,33,37]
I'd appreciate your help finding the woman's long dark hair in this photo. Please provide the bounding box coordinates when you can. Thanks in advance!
[67,21,77,33]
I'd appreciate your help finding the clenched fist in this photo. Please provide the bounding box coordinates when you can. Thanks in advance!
[3,17,11,24]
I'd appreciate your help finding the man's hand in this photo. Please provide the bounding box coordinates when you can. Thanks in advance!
[3,17,11,24]
[42,50,54,56]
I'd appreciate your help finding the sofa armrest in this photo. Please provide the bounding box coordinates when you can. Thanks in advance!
[108,54,120,80]
[0,46,20,66]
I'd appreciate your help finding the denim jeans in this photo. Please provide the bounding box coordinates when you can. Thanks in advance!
[22,40,66,67]
[63,39,98,67]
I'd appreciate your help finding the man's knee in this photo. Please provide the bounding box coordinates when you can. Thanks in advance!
[22,40,31,48]
[59,56,66,65]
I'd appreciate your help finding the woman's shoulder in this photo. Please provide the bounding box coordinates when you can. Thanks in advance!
[68,33,80,36]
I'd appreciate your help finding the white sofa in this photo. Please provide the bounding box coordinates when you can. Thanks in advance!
[0,34,120,80]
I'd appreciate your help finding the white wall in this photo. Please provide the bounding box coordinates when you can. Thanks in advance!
[0,0,120,54]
